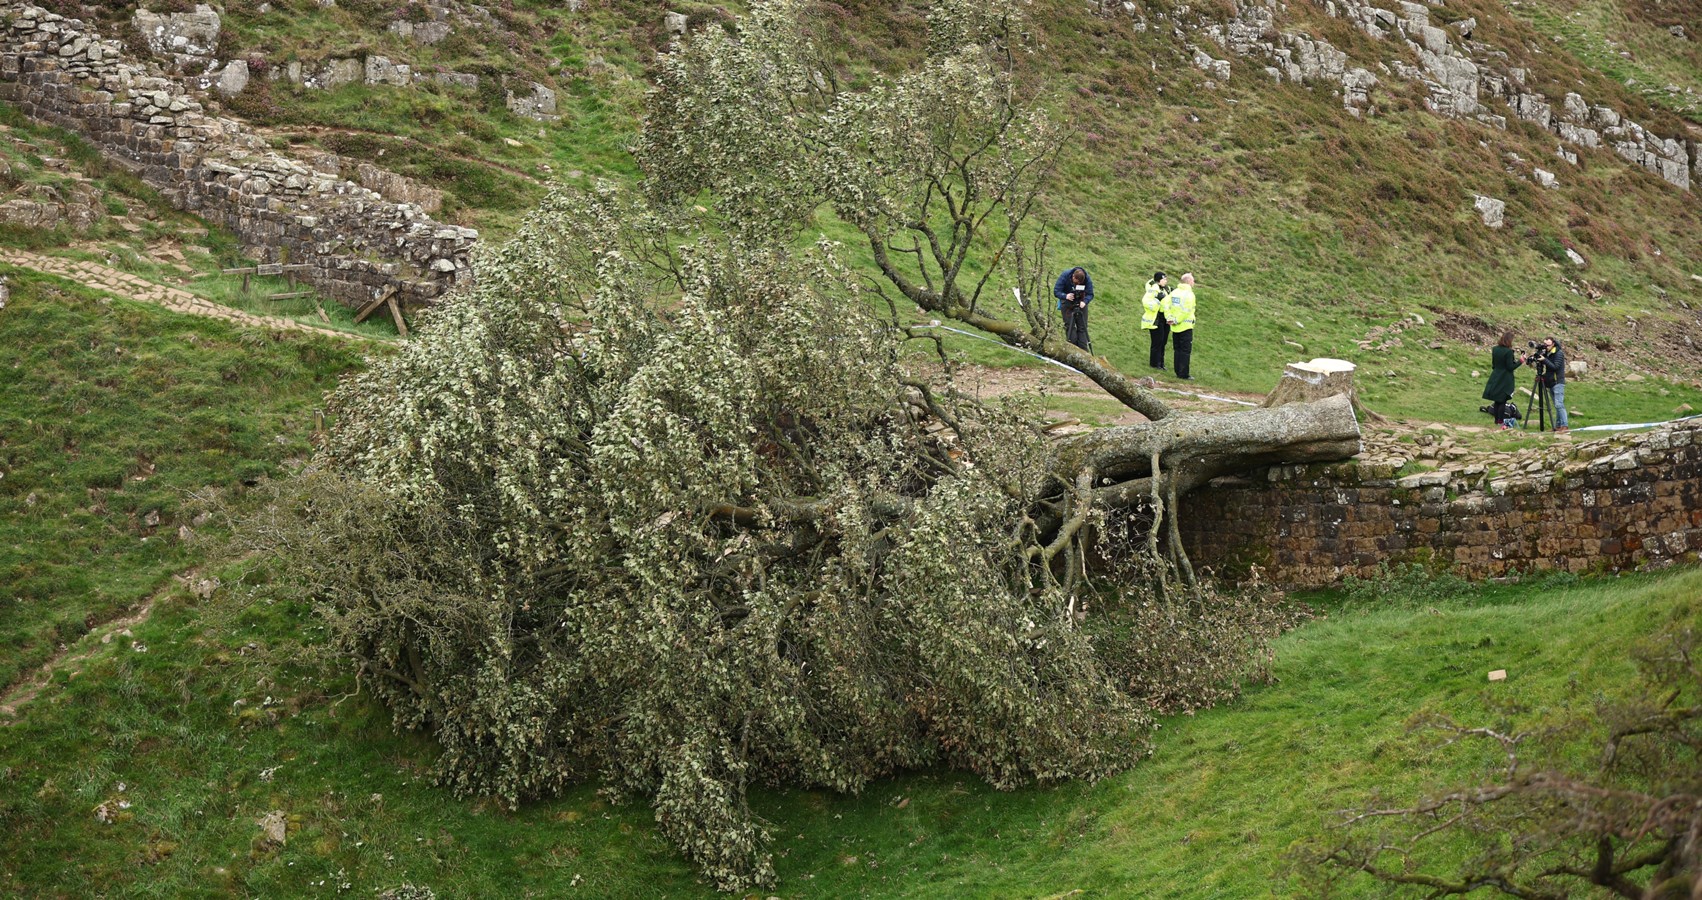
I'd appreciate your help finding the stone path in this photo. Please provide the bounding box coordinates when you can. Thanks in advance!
[0,247,366,341]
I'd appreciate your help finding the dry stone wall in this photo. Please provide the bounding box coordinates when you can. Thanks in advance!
[0,3,476,308]
[1177,420,1702,587]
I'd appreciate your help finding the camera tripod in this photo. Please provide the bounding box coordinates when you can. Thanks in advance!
[1520,366,1552,432]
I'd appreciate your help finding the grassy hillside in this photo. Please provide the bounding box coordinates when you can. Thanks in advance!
[18,0,1702,426]
[1,1,1700,895]
[0,271,367,691]
[0,312,1693,897]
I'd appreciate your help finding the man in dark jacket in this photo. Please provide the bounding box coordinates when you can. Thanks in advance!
[1053,267,1093,351]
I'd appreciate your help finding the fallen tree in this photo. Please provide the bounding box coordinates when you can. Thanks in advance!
[639,0,1362,556]
[245,0,1361,889]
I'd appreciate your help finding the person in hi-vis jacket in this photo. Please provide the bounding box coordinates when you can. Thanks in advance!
[1141,271,1171,370]
[1165,272,1197,380]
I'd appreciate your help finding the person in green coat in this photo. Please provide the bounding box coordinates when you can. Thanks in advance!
[1482,330,1520,428]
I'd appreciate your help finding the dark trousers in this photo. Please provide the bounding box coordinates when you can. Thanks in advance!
[1147,317,1170,368]
[1172,328,1193,378]
[1063,305,1090,350]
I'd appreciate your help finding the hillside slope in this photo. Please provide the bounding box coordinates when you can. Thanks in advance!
[6,0,1701,425]
[1,3,1700,895]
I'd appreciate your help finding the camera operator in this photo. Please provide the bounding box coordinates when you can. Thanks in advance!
[1522,336,1569,433]
[1053,266,1094,351]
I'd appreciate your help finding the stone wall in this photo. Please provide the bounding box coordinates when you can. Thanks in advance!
[0,3,476,308]
[1178,420,1702,587]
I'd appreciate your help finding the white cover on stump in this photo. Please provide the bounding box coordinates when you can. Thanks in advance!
[1263,358,1358,408]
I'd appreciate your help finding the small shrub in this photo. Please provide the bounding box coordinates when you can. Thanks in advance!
[222,80,284,123]
[1339,562,1473,608]
[1294,623,1702,897]
[1529,231,1571,264]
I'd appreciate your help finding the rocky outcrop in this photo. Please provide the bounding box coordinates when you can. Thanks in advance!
[1202,0,1380,115]
[383,0,502,46]
[364,55,412,88]
[130,0,539,126]
[207,58,246,96]
[388,19,453,46]
[505,80,558,120]
[310,56,362,90]
[1473,194,1504,228]
[0,3,475,308]
[132,4,219,73]
[1193,0,1694,190]
[1487,78,1692,190]
[258,55,483,93]
[0,182,100,231]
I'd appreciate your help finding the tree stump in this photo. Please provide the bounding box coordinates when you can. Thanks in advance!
[1261,358,1358,408]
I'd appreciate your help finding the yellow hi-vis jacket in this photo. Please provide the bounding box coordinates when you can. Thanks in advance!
[1140,281,1169,329]
[1166,284,1196,332]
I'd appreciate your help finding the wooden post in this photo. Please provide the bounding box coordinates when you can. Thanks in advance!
[386,295,409,338]
[354,286,396,324]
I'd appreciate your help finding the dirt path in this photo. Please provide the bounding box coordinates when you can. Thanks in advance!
[0,247,362,341]
[946,362,1268,425]
[0,583,179,721]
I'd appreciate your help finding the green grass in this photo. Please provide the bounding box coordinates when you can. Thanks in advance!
[2,4,1700,893]
[19,247,409,341]
[3,488,1694,897]
[0,273,366,691]
[750,568,1694,897]
[0,104,187,249]
[206,0,653,237]
[181,271,407,341]
[217,72,645,236]
[1503,0,1702,119]
[0,100,411,341]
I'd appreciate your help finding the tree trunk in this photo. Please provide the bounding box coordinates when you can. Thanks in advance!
[1054,394,1362,506]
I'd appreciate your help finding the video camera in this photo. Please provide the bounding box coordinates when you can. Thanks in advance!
[1523,340,1553,374]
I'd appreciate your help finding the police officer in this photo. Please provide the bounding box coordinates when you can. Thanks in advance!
[1141,272,1171,370]
[1166,272,1197,380]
